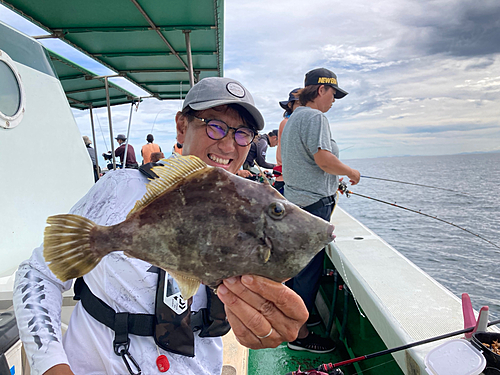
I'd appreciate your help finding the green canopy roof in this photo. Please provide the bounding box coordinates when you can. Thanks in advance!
[1,0,224,100]
[48,50,140,109]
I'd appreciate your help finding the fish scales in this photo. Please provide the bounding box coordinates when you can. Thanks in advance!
[44,155,335,299]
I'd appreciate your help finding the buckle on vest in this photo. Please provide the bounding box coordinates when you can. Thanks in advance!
[113,312,142,375]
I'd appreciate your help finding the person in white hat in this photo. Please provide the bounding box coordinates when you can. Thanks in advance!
[82,136,99,182]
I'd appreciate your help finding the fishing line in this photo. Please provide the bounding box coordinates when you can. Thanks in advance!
[339,182,500,250]
[361,175,468,196]
[95,110,110,151]
[340,145,355,152]
[336,249,365,319]
[151,108,169,134]
[351,358,396,375]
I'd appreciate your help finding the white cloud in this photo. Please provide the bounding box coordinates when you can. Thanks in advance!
[1,0,499,161]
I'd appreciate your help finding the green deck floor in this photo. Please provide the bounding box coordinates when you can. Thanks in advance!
[247,260,405,375]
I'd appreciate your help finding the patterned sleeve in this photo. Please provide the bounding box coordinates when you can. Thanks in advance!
[13,245,73,375]
[13,170,147,375]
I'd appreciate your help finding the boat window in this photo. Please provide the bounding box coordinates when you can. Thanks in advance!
[0,60,21,117]
[0,50,25,129]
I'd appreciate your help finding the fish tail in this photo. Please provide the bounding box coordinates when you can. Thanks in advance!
[43,214,102,282]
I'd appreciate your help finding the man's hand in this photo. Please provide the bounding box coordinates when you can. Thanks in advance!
[348,168,361,185]
[236,169,253,178]
[43,364,74,375]
[217,275,308,349]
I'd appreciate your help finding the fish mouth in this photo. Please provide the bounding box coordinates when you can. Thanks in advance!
[208,153,232,167]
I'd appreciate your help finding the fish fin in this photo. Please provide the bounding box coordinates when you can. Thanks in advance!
[167,270,201,300]
[127,155,208,218]
[43,214,101,282]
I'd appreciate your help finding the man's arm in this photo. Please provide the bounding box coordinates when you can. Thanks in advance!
[255,139,276,169]
[236,169,253,178]
[314,149,360,185]
[13,245,74,375]
[217,276,308,349]
[276,118,287,166]
[43,364,74,375]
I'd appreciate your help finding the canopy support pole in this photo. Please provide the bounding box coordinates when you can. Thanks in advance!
[104,77,117,170]
[183,30,195,87]
[89,105,100,181]
[130,0,188,70]
[122,102,135,168]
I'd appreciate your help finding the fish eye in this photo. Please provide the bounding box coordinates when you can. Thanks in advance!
[268,202,285,219]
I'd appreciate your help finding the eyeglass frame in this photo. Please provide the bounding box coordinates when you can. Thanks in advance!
[192,115,256,147]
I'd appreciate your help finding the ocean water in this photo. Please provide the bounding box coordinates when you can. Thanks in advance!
[340,152,500,319]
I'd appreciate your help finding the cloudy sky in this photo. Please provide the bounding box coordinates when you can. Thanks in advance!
[1,0,500,166]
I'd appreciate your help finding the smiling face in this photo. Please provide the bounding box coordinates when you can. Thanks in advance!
[176,105,252,174]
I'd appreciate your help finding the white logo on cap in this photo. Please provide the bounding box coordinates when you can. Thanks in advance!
[226,82,245,98]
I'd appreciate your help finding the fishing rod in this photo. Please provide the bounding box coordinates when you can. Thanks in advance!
[338,182,500,250]
[360,175,468,196]
[287,318,500,374]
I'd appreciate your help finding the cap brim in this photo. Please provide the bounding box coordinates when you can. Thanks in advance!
[188,99,265,131]
[279,100,289,110]
[333,86,348,99]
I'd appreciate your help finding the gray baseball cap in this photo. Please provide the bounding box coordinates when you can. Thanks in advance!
[182,77,265,131]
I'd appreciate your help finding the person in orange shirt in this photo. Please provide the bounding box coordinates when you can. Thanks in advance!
[274,88,301,194]
[141,134,162,164]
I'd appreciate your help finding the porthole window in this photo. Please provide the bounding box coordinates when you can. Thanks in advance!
[0,50,25,129]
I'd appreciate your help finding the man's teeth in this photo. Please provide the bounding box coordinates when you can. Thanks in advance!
[209,154,230,165]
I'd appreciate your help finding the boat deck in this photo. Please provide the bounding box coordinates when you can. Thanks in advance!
[327,207,499,373]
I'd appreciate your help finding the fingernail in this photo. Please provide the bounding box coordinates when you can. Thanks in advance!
[241,275,254,284]
[218,284,228,295]
[226,277,238,284]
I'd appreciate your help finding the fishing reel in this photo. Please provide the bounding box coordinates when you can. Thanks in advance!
[338,181,350,197]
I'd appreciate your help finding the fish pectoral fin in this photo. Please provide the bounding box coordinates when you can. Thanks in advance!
[168,270,201,300]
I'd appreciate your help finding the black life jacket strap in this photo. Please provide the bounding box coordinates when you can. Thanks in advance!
[74,277,155,336]
[74,278,145,375]
[138,162,164,179]
[191,287,231,338]
[73,276,230,345]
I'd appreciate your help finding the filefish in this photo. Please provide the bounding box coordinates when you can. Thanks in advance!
[43,155,335,299]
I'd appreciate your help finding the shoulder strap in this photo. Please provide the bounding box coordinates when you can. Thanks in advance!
[74,277,155,336]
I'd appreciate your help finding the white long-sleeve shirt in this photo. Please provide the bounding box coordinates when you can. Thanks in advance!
[13,169,223,375]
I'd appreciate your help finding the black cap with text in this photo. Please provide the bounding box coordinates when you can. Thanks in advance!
[304,68,348,99]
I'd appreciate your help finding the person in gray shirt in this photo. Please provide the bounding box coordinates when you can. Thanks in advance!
[281,67,360,354]
[243,130,278,171]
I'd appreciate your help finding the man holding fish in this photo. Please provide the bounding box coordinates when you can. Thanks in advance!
[13,77,336,375]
